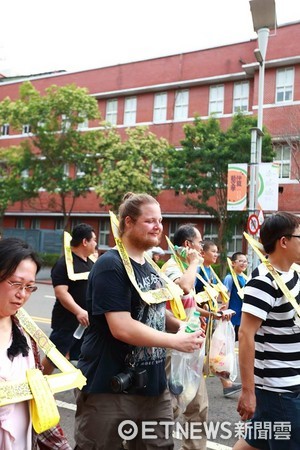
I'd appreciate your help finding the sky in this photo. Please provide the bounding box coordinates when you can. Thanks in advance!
[1,0,300,77]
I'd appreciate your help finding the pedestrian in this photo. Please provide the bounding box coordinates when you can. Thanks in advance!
[233,211,300,449]
[195,240,242,397]
[162,223,208,450]
[223,252,248,341]
[74,193,204,450]
[42,223,97,375]
[0,237,71,449]
[149,246,165,265]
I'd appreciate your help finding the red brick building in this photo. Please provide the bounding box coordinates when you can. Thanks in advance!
[0,21,300,254]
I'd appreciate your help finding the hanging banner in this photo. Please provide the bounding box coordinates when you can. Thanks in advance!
[227,164,248,211]
[258,163,279,211]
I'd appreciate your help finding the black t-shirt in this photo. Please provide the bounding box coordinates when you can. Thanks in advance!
[51,253,94,331]
[78,249,167,396]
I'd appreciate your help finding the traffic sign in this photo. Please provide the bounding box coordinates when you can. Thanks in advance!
[247,214,260,235]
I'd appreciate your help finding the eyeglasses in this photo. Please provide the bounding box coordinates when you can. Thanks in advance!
[285,235,300,239]
[7,280,38,293]
[187,239,204,247]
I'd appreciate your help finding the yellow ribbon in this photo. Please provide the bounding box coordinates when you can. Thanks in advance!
[27,368,60,433]
[0,308,87,432]
[64,231,95,281]
[109,211,186,320]
[226,257,248,300]
[244,231,300,318]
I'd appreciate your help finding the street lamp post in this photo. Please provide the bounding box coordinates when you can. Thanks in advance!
[247,0,276,274]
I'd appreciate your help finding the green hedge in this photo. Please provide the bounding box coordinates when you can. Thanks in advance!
[38,253,60,267]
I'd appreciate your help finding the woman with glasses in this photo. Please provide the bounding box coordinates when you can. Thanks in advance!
[0,237,70,450]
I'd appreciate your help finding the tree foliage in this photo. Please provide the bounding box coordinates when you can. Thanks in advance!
[0,82,170,228]
[96,126,170,212]
[165,113,274,267]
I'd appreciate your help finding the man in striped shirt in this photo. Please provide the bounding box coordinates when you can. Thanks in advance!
[233,212,300,450]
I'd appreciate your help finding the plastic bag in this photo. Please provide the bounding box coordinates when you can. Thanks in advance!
[209,320,237,381]
[169,340,205,413]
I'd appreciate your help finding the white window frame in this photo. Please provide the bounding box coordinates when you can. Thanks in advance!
[16,218,25,229]
[63,164,70,177]
[124,97,137,126]
[169,221,182,243]
[22,124,31,134]
[55,219,64,230]
[209,85,224,116]
[274,145,291,179]
[77,113,88,130]
[99,218,110,247]
[61,114,71,131]
[31,218,40,230]
[1,123,9,136]
[233,81,249,113]
[276,68,294,103]
[151,164,164,188]
[153,92,167,123]
[203,222,218,242]
[226,225,243,255]
[106,99,118,125]
[174,90,189,121]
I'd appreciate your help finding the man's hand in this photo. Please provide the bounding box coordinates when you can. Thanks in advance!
[76,308,89,327]
[172,328,205,353]
[237,389,256,421]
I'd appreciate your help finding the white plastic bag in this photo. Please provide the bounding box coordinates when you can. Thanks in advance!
[209,320,237,381]
[169,340,205,413]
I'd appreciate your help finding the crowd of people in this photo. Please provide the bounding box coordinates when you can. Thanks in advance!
[0,193,299,450]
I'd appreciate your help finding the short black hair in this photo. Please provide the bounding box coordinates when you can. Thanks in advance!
[260,212,300,254]
[231,252,245,262]
[0,237,42,282]
[173,223,198,246]
[70,223,95,247]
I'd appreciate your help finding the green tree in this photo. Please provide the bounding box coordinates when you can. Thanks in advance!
[96,126,170,212]
[1,82,171,228]
[165,113,274,272]
[3,81,117,229]
[0,145,32,236]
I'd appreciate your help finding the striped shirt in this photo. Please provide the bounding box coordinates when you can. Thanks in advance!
[242,263,300,393]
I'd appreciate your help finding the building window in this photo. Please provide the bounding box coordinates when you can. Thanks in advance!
[99,218,110,247]
[168,221,182,242]
[174,90,189,121]
[276,68,294,103]
[106,99,118,125]
[209,85,224,116]
[151,164,164,188]
[233,81,249,113]
[153,92,167,123]
[71,219,83,229]
[227,225,243,255]
[55,219,64,230]
[31,219,40,230]
[75,164,85,178]
[22,124,31,134]
[61,114,71,131]
[1,124,9,136]
[274,145,291,179]
[203,222,218,242]
[124,97,137,125]
[16,218,25,229]
[63,164,69,177]
[77,113,88,130]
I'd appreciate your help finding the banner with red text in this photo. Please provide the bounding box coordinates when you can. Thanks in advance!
[227,164,248,211]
